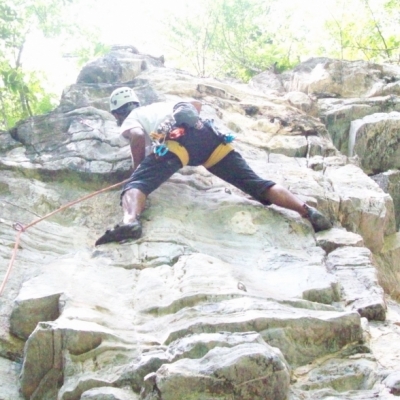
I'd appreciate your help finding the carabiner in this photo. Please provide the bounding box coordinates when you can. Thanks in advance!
[154,143,169,157]
[224,133,235,143]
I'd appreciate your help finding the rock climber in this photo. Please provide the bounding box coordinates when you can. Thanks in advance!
[95,87,332,245]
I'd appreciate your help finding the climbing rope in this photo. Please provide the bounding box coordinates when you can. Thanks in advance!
[0,178,130,297]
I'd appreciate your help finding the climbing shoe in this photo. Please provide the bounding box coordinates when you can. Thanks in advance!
[303,204,332,232]
[95,219,142,246]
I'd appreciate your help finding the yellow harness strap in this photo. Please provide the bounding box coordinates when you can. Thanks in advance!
[202,143,234,169]
[165,140,189,166]
[165,141,234,169]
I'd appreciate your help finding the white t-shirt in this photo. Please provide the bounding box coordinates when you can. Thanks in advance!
[120,102,174,155]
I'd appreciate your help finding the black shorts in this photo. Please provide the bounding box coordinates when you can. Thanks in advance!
[121,150,275,205]
[208,151,275,205]
[121,152,182,197]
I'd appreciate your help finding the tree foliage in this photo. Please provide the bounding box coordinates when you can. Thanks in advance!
[0,0,70,128]
[0,0,108,130]
[163,0,400,81]
[164,0,299,81]
[322,0,400,62]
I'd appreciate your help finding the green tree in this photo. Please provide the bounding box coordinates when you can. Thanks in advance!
[323,0,400,62]
[162,1,218,77]
[0,0,66,128]
[211,0,295,79]
[164,0,300,81]
[0,0,108,130]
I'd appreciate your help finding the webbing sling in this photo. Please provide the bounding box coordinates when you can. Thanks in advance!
[165,140,189,166]
[165,140,234,169]
[202,143,234,169]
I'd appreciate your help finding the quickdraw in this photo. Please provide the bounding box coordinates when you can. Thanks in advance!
[151,122,186,158]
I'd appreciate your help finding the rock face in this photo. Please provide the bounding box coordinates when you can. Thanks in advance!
[1,50,400,399]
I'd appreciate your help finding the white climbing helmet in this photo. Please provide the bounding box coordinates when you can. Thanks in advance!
[109,87,140,112]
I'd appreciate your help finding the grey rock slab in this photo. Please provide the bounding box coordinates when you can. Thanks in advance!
[152,343,290,400]
[0,357,24,400]
[20,319,131,400]
[369,299,400,371]
[5,107,131,176]
[249,69,286,94]
[349,112,400,174]
[383,371,400,395]
[284,91,319,116]
[374,233,400,299]
[294,357,379,392]
[372,169,400,229]
[81,386,139,400]
[281,58,395,98]
[316,228,364,254]
[266,134,308,157]
[119,332,273,394]
[327,247,386,321]
[132,252,338,316]
[76,49,164,85]
[165,331,266,362]
[10,288,62,340]
[318,95,400,155]
[325,163,396,253]
[136,296,362,367]
[289,387,389,399]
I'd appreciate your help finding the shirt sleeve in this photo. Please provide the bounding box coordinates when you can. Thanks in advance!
[119,111,143,135]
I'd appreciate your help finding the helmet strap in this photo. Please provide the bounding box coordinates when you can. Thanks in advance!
[113,102,138,126]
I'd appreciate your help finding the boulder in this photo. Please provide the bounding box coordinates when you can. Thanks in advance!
[349,112,400,174]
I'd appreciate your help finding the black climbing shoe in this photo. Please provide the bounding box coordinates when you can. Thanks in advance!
[95,220,142,246]
[303,204,332,232]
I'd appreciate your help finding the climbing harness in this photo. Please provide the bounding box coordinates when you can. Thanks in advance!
[0,178,131,297]
[202,142,234,169]
[201,119,236,168]
[149,118,236,168]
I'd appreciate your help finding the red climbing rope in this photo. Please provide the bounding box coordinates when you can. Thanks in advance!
[0,178,130,296]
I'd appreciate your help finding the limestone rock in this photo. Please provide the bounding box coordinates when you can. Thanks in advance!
[327,247,386,321]
[249,69,285,94]
[285,90,319,117]
[316,228,364,254]
[325,163,396,253]
[77,49,164,84]
[383,371,400,395]
[10,288,62,340]
[20,319,124,399]
[1,51,400,400]
[151,344,290,400]
[81,387,139,399]
[373,233,400,301]
[349,111,400,174]
[280,58,400,99]
[372,169,400,230]
[294,357,379,392]
[0,357,23,400]
[318,95,400,155]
